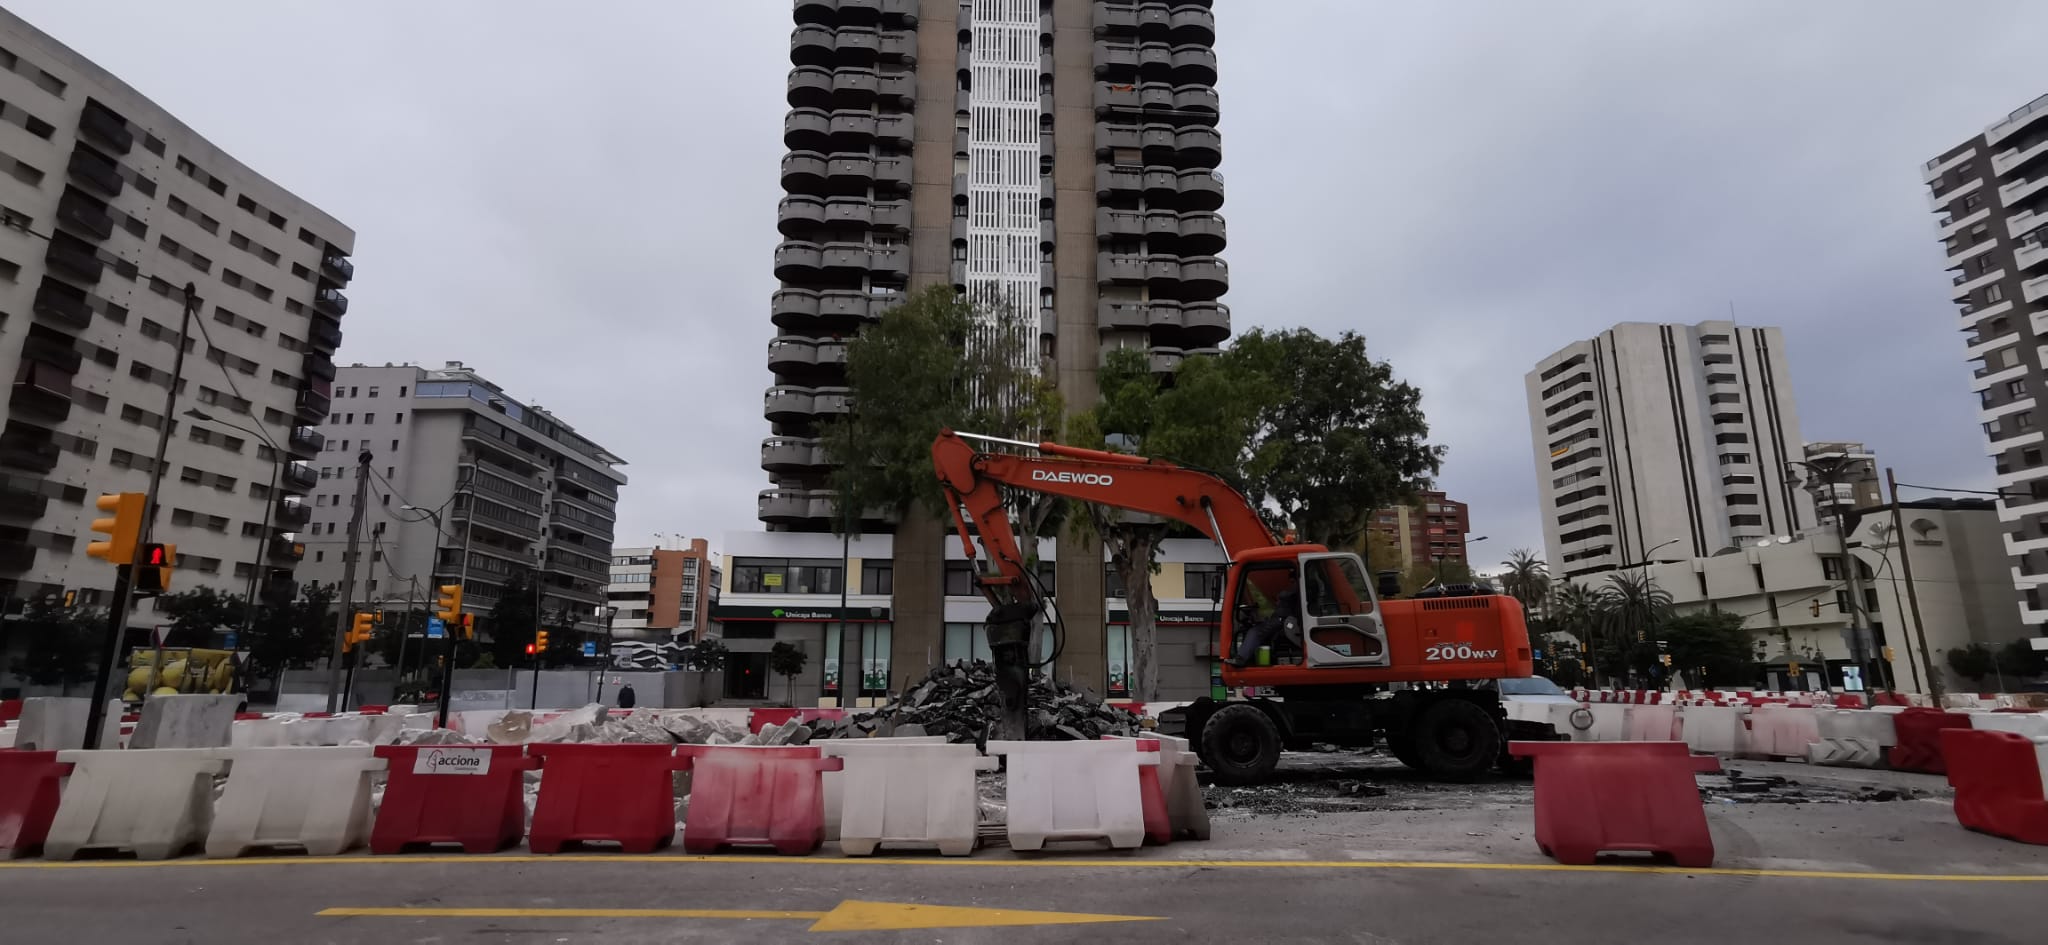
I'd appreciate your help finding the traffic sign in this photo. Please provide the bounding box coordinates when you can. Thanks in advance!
[582,641,597,657]
[426,617,445,639]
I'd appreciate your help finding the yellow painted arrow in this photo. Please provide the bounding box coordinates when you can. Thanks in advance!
[320,900,1160,932]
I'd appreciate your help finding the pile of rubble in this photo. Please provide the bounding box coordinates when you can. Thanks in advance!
[810,661,1140,743]
[388,704,811,748]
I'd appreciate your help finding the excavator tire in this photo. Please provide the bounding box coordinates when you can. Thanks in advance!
[1200,703,1282,785]
[1411,698,1501,782]
[1383,734,1424,770]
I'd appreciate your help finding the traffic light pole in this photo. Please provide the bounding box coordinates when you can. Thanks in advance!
[434,474,477,729]
[324,449,374,712]
[80,564,133,750]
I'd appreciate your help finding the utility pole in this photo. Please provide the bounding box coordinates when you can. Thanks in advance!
[325,449,373,712]
[434,472,477,729]
[1886,467,1941,699]
[395,575,420,684]
[529,561,544,710]
[1790,457,1875,688]
[83,285,199,749]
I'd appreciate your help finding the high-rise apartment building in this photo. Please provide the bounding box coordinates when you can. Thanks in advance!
[1367,491,1471,571]
[606,538,718,643]
[1922,93,2048,629]
[295,362,626,635]
[751,0,1228,692]
[761,0,1227,531]
[1525,322,1815,579]
[1800,441,1881,529]
[0,9,352,623]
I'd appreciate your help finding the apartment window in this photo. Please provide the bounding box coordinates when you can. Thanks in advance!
[394,412,404,425]
[944,561,976,597]
[1728,514,1763,527]
[367,386,379,398]
[1964,192,1983,211]
[1184,563,1226,601]
[2018,412,2036,431]
[2010,380,2028,398]
[1988,284,2006,303]
[363,414,375,424]
[1821,556,1843,580]
[2025,448,2044,467]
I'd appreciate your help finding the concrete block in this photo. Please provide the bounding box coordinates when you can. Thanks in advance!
[987,739,1158,851]
[816,735,945,841]
[822,739,990,856]
[13,698,118,751]
[1679,704,1751,754]
[1969,711,2048,738]
[1816,709,1897,747]
[130,694,240,749]
[207,746,386,858]
[45,748,227,860]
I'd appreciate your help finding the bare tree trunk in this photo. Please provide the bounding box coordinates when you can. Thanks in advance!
[1113,527,1163,703]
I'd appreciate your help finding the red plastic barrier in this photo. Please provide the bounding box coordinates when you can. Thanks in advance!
[0,751,72,858]
[1832,695,1866,709]
[675,745,842,854]
[357,705,388,715]
[233,713,267,721]
[747,707,847,733]
[0,700,21,725]
[1509,741,1719,867]
[369,745,537,854]
[1940,728,2048,845]
[527,743,681,854]
[1890,708,1976,774]
[1103,737,1171,844]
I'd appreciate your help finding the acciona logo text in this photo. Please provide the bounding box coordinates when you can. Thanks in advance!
[1031,470,1114,486]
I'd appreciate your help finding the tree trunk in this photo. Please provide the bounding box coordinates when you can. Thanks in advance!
[1116,528,1163,702]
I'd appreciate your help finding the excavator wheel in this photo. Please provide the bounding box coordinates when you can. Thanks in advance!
[1411,699,1501,782]
[1383,734,1424,770]
[1200,703,1282,785]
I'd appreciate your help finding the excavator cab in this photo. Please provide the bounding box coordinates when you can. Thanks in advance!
[1224,550,1389,669]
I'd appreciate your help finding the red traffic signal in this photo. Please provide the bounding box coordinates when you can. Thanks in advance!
[525,643,537,655]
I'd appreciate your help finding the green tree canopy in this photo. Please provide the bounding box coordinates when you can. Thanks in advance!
[157,587,245,646]
[1500,548,1551,616]
[769,641,809,706]
[13,600,103,690]
[1655,609,1755,687]
[487,569,539,668]
[1226,328,1443,548]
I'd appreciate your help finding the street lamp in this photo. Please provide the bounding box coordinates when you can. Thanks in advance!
[404,471,477,730]
[185,408,286,653]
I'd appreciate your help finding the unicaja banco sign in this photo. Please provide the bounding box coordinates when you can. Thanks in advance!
[1031,470,1114,486]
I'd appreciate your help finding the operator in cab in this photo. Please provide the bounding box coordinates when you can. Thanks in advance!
[1224,575,1302,668]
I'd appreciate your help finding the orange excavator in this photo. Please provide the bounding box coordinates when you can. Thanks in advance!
[933,429,1536,783]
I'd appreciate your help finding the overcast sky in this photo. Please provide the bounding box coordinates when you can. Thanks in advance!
[15,0,2047,565]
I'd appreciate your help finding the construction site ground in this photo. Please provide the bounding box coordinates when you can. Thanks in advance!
[6,748,2040,944]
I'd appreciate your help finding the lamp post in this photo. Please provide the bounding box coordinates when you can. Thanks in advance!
[1787,458,1875,688]
[405,475,476,728]
[185,409,285,654]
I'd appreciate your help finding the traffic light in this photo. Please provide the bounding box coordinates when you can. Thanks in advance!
[461,613,475,640]
[435,584,463,623]
[1659,653,1673,667]
[133,543,175,594]
[1810,600,1821,617]
[86,492,145,565]
[1882,646,1896,661]
[344,611,377,652]
[525,643,537,656]
[535,629,550,652]
[1788,660,1802,677]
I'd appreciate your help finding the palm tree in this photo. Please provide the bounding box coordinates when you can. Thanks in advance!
[1595,570,1674,683]
[1500,548,1551,616]
[1548,580,1602,659]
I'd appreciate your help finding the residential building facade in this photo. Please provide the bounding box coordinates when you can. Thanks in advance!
[1642,498,2027,693]
[606,538,718,643]
[1800,441,1882,529]
[757,0,1230,692]
[0,8,352,628]
[1526,321,1815,580]
[1922,93,2048,630]
[1368,490,1470,571]
[294,362,626,638]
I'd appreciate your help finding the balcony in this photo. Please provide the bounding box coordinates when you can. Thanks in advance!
[788,66,833,109]
[1150,346,1185,374]
[1178,169,1224,211]
[784,108,830,151]
[821,241,869,273]
[1097,207,1145,239]
[1095,82,1139,113]
[1138,42,1172,77]
[873,200,910,232]
[0,478,49,520]
[875,156,911,191]
[765,386,817,423]
[311,254,352,288]
[314,287,348,316]
[1095,123,1140,152]
[21,326,82,375]
[67,147,123,198]
[0,424,59,474]
[877,29,914,62]
[287,426,325,457]
[1170,6,1215,43]
[282,461,318,492]
[1099,253,1147,284]
[1179,256,1228,298]
[762,437,823,473]
[781,151,827,192]
[1181,301,1230,346]
[1094,40,1138,76]
[772,288,821,329]
[778,195,826,235]
[267,536,305,563]
[814,387,853,417]
[1146,300,1183,330]
[45,233,104,285]
[453,504,542,542]
[828,109,876,146]
[823,196,872,228]
[32,278,92,330]
[1178,211,1225,254]
[302,352,337,382]
[877,71,914,103]
[875,113,913,147]
[817,289,875,327]
[1099,299,1148,331]
[768,337,819,373]
[791,26,834,66]
[870,243,908,281]
[308,314,344,352]
[295,386,331,423]
[836,26,878,62]
[56,187,113,242]
[774,241,825,280]
[1143,166,1179,200]
[11,361,71,423]
[2019,238,2048,273]
[1171,44,1217,85]
[1139,82,1175,110]
[1139,121,1176,158]
[275,497,312,528]
[760,489,810,525]
[1137,2,1171,34]
[833,67,878,106]
[1173,85,1219,116]
[2005,173,2048,210]
[1145,254,1182,286]
[1992,137,2048,177]
[79,98,132,154]
[827,153,875,190]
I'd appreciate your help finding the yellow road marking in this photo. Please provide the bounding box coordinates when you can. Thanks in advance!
[321,900,1161,931]
[6,854,2044,884]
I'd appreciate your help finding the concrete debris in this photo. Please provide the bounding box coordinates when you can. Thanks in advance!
[391,727,486,747]
[1700,768,1928,806]
[810,661,1139,744]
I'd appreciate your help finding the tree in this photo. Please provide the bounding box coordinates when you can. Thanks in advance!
[1947,644,1995,685]
[487,569,539,668]
[820,285,1060,529]
[15,600,103,692]
[1225,328,1443,548]
[156,587,245,647]
[1500,549,1551,617]
[769,641,808,706]
[1997,638,2047,679]
[1655,610,1754,687]
[680,638,728,707]
[1357,528,1405,578]
[1594,571,1674,683]
[241,582,336,685]
[1397,558,1477,596]
[1077,348,1269,701]
[540,607,586,668]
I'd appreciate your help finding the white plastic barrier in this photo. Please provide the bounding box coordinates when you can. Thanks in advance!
[987,740,1157,851]
[816,735,945,842]
[1581,703,1628,742]
[1137,732,1210,841]
[1747,706,1822,758]
[45,748,227,860]
[1969,711,2048,738]
[13,698,119,751]
[1807,737,1882,767]
[129,694,240,749]
[230,717,290,748]
[821,740,992,856]
[1680,704,1751,754]
[1816,709,1898,747]
[0,725,13,750]
[206,746,387,858]
[1624,704,1680,742]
